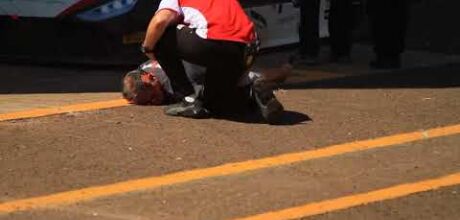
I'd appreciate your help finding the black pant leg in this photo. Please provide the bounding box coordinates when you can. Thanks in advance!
[182,60,206,98]
[390,0,409,56]
[176,29,247,112]
[154,25,247,112]
[201,41,246,113]
[368,0,409,58]
[203,64,247,114]
[154,26,195,98]
[299,0,320,57]
[329,0,353,57]
[368,0,383,56]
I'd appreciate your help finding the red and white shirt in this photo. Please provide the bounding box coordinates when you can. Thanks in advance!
[157,0,255,44]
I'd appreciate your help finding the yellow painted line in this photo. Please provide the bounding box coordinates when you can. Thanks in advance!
[234,172,460,220]
[0,99,130,122]
[1,124,460,214]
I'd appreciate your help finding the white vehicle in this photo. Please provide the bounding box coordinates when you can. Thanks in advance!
[0,0,329,63]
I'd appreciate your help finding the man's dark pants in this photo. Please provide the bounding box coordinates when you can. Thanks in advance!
[299,0,354,57]
[367,0,409,59]
[153,26,250,114]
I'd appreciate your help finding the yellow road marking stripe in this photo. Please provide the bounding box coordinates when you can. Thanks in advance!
[234,172,460,220]
[0,99,129,122]
[1,124,460,214]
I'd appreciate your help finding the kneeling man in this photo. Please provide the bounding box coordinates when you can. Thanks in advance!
[122,60,289,124]
[130,0,288,123]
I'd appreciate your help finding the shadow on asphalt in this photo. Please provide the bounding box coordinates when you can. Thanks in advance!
[0,64,129,94]
[285,64,460,90]
[216,110,312,126]
[1,63,459,94]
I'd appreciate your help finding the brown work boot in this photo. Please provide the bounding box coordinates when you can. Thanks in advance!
[251,64,290,124]
[258,64,291,87]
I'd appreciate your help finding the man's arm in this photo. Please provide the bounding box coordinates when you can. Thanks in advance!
[142,9,178,55]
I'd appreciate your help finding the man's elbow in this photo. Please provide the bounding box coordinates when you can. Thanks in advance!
[151,12,176,29]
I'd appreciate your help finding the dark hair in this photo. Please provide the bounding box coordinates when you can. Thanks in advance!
[122,70,152,105]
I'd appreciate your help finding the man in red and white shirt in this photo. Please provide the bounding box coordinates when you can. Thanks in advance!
[140,0,284,123]
[155,0,256,43]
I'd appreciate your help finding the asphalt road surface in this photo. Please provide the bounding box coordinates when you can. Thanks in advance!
[1,52,460,220]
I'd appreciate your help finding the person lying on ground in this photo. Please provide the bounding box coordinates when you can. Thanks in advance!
[122,60,290,124]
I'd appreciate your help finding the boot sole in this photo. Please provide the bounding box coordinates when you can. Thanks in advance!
[265,98,284,124]
[255,95,284,125]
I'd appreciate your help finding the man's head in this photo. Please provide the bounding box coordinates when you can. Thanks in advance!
[122,69,165,105]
